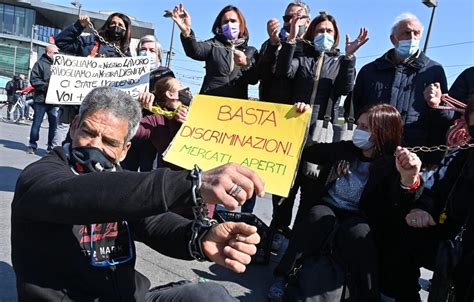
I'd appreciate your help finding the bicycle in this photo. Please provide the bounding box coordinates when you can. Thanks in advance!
[1,92,32,124]
[0,96,25,123]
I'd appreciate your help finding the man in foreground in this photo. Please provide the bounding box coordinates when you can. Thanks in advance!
[11,87,264,301]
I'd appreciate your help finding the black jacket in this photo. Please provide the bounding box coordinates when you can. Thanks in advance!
[449,66,474,103]
[352,50,450,164]
[417,149,474,249]
[180,30,258,99]
[302,141,423,238]
[11,147,197,301]
[257,40,304,104]
[276,42,356,121]
[30,54,54,103]
[55,21,131,58]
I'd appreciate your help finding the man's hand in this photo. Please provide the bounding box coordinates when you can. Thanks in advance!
[200,163,265,210]
[79,15,90,28]
[267,18,280,45]
[202,222,260,273]
[171,3,192,37]
[137,92,155,111]
[405,209,436,228]
[395,146,421,187]
[424,82,442,108]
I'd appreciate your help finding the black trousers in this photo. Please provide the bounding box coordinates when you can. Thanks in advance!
[382,224,474,302]
[145,281,237,302]
[275,204,379,301]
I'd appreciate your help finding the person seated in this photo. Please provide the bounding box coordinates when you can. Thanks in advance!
[402,96,474,301]
[130,77,191,170]
[268,103,422,302]
[11,86,265,301]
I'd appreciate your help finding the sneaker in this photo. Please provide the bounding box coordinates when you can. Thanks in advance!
[26,146,36,154]
[268,277,286,302]
[271,232,285,252]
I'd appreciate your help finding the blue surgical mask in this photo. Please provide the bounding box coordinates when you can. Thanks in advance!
[138,50,159,69]
[352,128,374,150]
[279,27,290,39]
[394,39,419,58]
[313,33,334,52]
[222,22,240,41]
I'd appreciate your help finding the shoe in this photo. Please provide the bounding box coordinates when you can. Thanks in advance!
[26,146,36,154]
[268,277,285,302]
[271,232,285,252]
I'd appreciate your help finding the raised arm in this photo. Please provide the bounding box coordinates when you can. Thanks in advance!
[172,3,212,61]
[55,16,90,55]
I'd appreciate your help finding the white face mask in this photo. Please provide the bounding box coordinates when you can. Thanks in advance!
[394,39,420,58]
[138,50,160,69]
[352,128,374,150]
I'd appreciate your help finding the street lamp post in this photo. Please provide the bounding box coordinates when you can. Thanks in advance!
[422,0,438,54]
[163,9,175,68]
[71,1,82,18]
[27,25,37,80]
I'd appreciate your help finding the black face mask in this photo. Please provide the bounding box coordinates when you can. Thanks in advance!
[70,146,116,173]
[178,88,193,106]
[468,125,474,141]
[107,26,125,41]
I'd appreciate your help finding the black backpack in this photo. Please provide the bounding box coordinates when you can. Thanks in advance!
[284,223,353,302]
[5,80,13,94]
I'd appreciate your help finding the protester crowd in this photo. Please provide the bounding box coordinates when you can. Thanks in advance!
[8,1,474,301]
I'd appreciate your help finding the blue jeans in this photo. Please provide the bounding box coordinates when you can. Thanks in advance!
[29,103,59,149]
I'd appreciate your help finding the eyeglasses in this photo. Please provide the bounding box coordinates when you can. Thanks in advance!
[89,221,133,267]
[282,15,309,22]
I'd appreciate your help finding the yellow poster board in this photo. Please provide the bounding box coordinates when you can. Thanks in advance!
[163,95,311,197]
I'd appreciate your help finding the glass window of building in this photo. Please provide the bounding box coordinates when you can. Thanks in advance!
[14,6,26,37]
[3,5,14,34]
[0,4,4,34]
[25,9,34,38]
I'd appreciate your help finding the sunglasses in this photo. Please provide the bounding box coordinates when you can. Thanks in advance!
[89,221,133,267]
[282,15,309,22]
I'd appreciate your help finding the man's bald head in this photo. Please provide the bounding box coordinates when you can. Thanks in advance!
[46,45,59,58]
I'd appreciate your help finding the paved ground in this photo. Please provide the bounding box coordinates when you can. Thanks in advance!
[0,118,431,301]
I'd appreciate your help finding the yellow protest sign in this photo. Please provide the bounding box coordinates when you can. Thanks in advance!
[163,95,311,197]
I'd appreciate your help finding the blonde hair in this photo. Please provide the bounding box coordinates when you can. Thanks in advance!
[153,77,180,104]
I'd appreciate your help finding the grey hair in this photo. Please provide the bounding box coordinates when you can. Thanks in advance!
[391,12,424,35]
[77,87,142,144]
[286,0,311,17]
[137,35,164,63]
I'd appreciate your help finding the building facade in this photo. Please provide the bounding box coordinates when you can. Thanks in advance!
[0,0,154,83]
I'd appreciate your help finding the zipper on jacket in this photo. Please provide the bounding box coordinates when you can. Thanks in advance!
[229,44,235,73]
[109,265,122,302]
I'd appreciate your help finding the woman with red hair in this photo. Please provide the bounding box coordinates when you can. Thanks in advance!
[269,103,423,301]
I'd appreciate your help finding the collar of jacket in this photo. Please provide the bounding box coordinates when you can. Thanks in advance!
[214,34,248,49]
[43,53,54,63]
[375,49,430,70]
[302,45,340,58]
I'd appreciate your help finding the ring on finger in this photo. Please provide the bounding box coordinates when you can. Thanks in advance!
[228,183,243,198]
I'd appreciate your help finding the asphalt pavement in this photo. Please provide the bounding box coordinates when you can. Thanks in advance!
[0,118,431,301]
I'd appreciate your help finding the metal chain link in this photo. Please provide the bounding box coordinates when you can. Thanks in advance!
[405,143,474,154]
[87,22,127,58]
